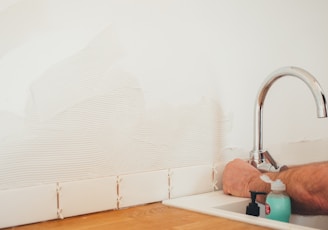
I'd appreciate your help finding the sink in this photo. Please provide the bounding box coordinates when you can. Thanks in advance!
[216,199,328,229]
[163,191,328,230]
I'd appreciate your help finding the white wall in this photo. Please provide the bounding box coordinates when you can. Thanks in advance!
[1,0,328,190]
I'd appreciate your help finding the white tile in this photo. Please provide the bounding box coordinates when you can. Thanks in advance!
[169,165,214,199]
[0,184,57,229]
[59,176,117,218]
[214,162,226,190]
[119,170,168,208]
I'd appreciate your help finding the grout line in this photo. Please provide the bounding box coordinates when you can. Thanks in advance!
[116,176,121,209]
[168,169,172,199]
[56,182,64,219]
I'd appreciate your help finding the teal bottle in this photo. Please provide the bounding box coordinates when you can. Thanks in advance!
[265,189,291,222]
[260,175,291,223]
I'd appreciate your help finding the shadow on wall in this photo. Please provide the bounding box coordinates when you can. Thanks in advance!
[0,26,224,190]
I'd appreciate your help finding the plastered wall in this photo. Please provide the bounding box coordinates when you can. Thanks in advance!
[1,0,328,191]
[0,1,224,190]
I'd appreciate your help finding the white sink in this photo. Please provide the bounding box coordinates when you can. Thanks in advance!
[163,191,328,230]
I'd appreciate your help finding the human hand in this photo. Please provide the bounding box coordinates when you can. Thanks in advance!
[222,158,262,198]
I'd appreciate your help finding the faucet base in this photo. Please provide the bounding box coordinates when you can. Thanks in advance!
[256,162,289,172]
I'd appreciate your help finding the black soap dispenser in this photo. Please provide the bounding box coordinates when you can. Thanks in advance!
[246,191,267,216]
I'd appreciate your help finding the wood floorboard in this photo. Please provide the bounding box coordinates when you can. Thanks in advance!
[5,203,272,230]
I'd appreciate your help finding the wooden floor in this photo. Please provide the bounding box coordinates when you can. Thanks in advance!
[5,203,272,230]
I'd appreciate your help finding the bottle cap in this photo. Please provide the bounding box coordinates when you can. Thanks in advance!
[271,179,286,191]
[260,175,286,191]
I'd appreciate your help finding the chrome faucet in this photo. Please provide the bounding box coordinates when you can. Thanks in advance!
[249,66,328,172]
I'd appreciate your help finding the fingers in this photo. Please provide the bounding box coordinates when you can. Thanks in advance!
[222,158,262,198]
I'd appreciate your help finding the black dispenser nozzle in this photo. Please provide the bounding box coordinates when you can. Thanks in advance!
[246,191,267,216]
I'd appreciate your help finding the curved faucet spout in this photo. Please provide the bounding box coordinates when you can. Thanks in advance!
[250,66,328,171]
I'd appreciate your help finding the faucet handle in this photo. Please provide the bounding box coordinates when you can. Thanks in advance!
[261,151,279,169]
[249,150,288,172]
[260,150,289,172]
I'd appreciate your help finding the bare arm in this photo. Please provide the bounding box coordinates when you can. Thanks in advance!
[222,158,328,215]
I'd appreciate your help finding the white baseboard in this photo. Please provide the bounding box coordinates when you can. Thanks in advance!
[0,164,217,228]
